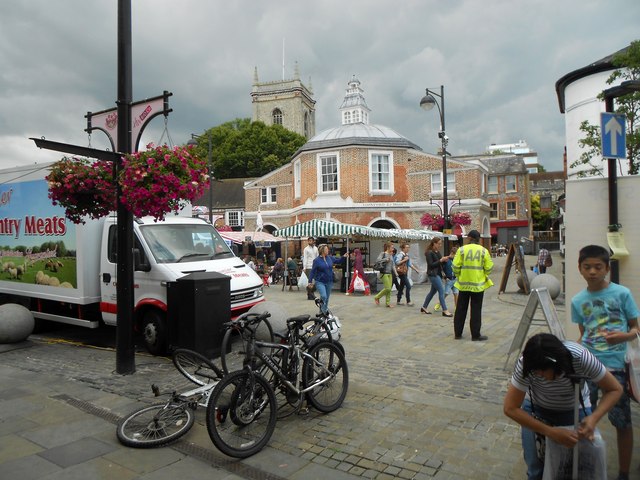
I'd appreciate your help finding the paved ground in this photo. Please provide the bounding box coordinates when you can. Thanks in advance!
[1,254,639,479]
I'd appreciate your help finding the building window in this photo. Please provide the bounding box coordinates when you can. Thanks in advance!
[294,160,301,198]
[318,154,339,193]
[227,211,244,227]
[490,202,498,219]
[344,111,351,124]
[272,108,283,125]
[507,201,517,217]
[431,171,455,194]
[260,186,277,204]
[369,151,394,193]
[304,112,310,138]
[540,195,552,209]
[487,175,498,193]
[506,175,517,192]
[353,110,360,123]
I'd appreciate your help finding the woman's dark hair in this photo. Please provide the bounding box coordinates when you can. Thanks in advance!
[522,333,575,379]
[426,238,441,252]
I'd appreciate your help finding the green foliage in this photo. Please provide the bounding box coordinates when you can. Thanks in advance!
[190,119,307,179]
[530,194,551,230]
[573,40,640,176]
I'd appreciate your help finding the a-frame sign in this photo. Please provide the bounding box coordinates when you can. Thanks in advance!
[499,243,530,294]
[504,287,566,371]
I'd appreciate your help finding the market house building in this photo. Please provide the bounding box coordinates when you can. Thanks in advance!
[243,76,493,252]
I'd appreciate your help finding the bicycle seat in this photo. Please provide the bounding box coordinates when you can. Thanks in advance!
[286,314,311,328]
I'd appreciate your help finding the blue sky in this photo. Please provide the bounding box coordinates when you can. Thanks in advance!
[0,0,638,173]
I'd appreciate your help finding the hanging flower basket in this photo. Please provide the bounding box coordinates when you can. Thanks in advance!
[420,213,445,230]
[120,144,210,221]
[450,212,472,227]
[46,157,116,224]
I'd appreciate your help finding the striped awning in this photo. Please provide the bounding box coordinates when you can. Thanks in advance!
[274,219,449,241]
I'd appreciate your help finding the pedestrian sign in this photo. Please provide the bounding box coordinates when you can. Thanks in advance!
[600,112,626,159]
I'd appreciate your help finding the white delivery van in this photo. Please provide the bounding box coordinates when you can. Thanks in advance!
[0,163,264,354]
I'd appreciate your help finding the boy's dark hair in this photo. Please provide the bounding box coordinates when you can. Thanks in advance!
[578,245,610,266]
[522,333,575,379]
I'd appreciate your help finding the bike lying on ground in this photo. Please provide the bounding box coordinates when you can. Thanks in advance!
[116,348,223,448]
[206,311,348,458]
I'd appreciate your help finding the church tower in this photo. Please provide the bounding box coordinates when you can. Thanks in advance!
[251,62,316,139]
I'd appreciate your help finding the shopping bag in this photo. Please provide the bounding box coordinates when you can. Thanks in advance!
[626,332,640,402]
[298,271,309,288]
[353,273,365,292]
[542,427,606,480]
[533,264,539,275]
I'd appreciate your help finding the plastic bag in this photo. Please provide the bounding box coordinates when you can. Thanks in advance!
[353,273,365,292]
[542,427,606,480]
[626,332,640,402]
[533,264,539,275]
[298,271,309,288]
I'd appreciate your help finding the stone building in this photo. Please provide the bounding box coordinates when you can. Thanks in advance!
[243,77,493,243]
[251,63,316,139]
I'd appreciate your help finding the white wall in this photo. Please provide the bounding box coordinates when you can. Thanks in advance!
[564,176,640,337]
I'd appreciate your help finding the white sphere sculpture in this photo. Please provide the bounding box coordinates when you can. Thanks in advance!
[0,303,35,343]
[530,273,562,299]
[517,270,537,291]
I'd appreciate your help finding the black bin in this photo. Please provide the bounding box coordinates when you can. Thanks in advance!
[167,271,230,359]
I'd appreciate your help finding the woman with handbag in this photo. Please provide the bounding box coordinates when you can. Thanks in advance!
[395,243,418,306]
[420,238,453,317]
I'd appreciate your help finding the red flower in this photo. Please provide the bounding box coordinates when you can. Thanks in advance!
[420,213,445,229]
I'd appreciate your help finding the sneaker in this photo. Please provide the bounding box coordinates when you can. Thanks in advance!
[406,302,414,306]
[434,303,441,311]
[396,301,402,306]
[472,335,488,341]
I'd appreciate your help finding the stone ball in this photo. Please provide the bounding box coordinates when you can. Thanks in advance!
[0,303,35,343]
[248,301,287,339]
[530,273,562,299]
[517,270,537,291]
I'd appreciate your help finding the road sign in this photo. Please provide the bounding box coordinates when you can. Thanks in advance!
[601,112,626,159]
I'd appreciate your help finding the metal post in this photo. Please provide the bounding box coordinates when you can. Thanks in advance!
[439,85,449,255]
[208,131,213,225]
[115,0,135,374]
[604,95,619,284]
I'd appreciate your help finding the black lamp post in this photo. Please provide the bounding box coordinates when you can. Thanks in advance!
[421,85,451,254]
[188,132,213,225]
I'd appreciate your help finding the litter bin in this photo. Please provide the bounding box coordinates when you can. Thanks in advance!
[365,271,378,293]
[167,271,230,359]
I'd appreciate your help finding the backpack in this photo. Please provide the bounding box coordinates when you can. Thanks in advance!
[544,253,553,267]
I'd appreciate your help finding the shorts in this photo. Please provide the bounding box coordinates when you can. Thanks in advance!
[444,278,458,296]
[588,370,632,429]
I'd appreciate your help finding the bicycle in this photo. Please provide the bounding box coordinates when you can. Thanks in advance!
[219,297,342,376]
[116,348,223,448]
[205,311,348,458]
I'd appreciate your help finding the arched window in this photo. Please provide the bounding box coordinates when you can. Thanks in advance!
[353,110,360,123]
[344,111,351,124]
[272,108,283,125]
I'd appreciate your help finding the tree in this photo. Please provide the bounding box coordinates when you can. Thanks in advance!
[530,194,551,230]
[572,40,640,177]
[189,119,307,179]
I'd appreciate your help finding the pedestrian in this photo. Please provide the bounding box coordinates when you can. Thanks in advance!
[571,244,639,480]
[395,243,419,306]
[373,242,396,308]
[391,247,401,292]
[420,238,453,317]
[286,256,297,273]
[256,248,266,264]
[435,244,459,312]
[270,257,284,283]
[452,230,493,340]
[347,248,370,295]
[303,237,319,300]
[537,247,551,274]
[503,332,622,480]
[308,244,344,314]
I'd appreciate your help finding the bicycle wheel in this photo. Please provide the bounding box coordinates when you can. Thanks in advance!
[221,318,274,375]
[205,370,277,458]
[173,348,223,386]
[303,341,349,413]
[117,403,194,448]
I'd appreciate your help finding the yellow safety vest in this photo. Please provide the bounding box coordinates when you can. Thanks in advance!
[452,243,494,292]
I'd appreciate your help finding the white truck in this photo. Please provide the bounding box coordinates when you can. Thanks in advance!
[0,163,264,354]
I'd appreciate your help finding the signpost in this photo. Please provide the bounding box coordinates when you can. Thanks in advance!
[600,112,626,159]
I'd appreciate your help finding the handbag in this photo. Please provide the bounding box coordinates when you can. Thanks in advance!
[396,263,408,275]
[626,332,640,402]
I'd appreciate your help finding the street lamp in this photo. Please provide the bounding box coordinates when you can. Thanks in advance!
[421,85,451,254]
[187,132,213,225]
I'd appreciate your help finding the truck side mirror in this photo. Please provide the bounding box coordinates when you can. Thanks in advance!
[134,248,151,272]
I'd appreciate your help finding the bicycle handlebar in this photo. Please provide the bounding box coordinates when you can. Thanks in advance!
[222,311,271,330]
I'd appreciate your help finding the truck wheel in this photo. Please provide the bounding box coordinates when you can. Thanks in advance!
[142,310,167,356]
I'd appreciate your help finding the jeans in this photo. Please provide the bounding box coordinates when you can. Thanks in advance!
[314,281,331,314]
[422,275,447,311]
[521,399,591,480]
[397,274,411,303]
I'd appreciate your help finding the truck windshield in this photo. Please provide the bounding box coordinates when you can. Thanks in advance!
[139,223,234,264]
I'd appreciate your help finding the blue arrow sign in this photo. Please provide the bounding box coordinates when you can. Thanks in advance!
[601,112,626,159]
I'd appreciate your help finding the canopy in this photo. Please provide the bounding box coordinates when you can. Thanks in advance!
[218,230,282,245]
[273,219,453,241]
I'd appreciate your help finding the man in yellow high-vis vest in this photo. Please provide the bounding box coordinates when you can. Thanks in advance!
[452,230,493,341]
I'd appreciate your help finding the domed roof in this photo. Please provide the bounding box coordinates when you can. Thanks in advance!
[297,123,422,153]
